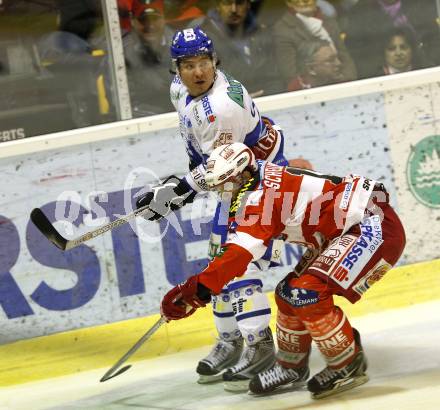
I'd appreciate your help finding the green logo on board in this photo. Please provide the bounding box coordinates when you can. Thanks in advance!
[406,135,440,208]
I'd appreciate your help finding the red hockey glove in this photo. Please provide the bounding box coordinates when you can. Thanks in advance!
[160,275,212,321]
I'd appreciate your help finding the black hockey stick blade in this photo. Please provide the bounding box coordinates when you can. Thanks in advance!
[30,208,68,250]
[100,365,132,382]
[30,204,156,251]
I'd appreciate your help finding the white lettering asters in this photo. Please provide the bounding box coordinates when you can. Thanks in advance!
[227,231,267,261]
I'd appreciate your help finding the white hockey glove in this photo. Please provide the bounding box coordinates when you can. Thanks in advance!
[135,175,196,221]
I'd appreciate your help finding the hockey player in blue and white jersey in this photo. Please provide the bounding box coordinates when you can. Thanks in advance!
[136,27,289,392]
[169,30,287,190]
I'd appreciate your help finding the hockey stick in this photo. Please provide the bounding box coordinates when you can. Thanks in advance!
[100,316,166,382]
[30,205,154,251]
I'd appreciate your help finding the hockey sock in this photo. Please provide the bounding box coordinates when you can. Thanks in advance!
[212,288,241,341]
[276,310,312,368]
[304,307,357,369]
[277,273,358,370]
[229,278,271,346]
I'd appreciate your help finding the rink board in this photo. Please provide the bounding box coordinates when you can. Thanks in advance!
[0,69,439,348]
[0,258,439,387]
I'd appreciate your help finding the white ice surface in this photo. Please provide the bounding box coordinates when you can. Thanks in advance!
[1,300,440,410]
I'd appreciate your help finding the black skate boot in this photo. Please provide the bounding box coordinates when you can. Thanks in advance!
[307,328,369,399]
[249,361,309,395]
[222,327,276,392]
[196,337,243,383]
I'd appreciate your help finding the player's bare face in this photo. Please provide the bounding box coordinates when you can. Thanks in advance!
[286,0,317,16]
[179,55,216,97]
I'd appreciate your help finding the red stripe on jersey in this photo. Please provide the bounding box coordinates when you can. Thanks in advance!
[198,243,253,294]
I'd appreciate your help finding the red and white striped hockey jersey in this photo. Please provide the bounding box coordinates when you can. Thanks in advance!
[198,161,379,293]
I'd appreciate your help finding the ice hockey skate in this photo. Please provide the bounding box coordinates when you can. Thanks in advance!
[196,337,243,383]
[222,327,276,392]
[248,361,309,395]
[307,328,369,399]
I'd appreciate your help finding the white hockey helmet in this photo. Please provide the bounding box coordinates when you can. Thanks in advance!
[205,143,257,190]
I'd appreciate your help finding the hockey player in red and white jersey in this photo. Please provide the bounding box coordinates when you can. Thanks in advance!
[160,142,406,399]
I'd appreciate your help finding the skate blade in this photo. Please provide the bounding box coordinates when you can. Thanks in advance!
[223,380,250,393]
[248,380,308,396]
[197,373,225,384]
[311,374,370,400]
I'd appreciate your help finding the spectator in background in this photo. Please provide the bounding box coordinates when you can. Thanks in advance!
[273,0,356,90]
[345,0,440,79]
[118,1,207,34]
[287,39,346,90]
[163,0,205,30]
[256,0,336,29]
[123,0,174,116]
[201,0,283,97]
[377,27,428,76]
